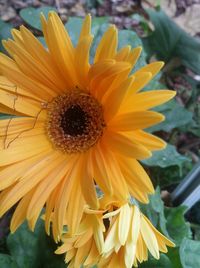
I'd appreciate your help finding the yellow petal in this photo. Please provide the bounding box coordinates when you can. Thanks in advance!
[0,152,60,217]
[0,53,56,101]
[3,38,65,94]
[78,14,92,42]
[0,75,38,101]
[0,135,52,167]
[143,215,175,250]
[115,46,131,61]
[104,218,119,253]
[140,215,160,259]
[0,87,42,117]
[103,75,135,122]
[74,239,92,267]
[103,130,151,160]
[132,130,166,151]
[109,111,165,132]
[45,182,61,235]
[55,242,74,255]
[0,152,48,191]
[93,144,113,196]
[100,144,129,202]
[75,36,93,88]
[41,12,77,88]
[124,90,176,112]
[84,240,99,266]
[121,72,152,105]
[53,156,78,237]
[80,152,99,209]
[118,204,131,245]
[118,156,154,194]
[26,157,69,222]
[90,61,131,100]
[128,46,142,68]
[134,61,164,78]
[94,25,118,62]
[66,171,85,235]
[10,188,35,233]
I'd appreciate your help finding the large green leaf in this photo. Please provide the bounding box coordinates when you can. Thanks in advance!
[148,100,193,133]
[149,161,193,188]
[140,187,169,237]
[0,254,18,268]
[142,144,189,168]
[0,19,12,52]
[167,247,182,268]
[19,6,56,31]
[65,17,83,46]
[143,9,200,74]
[6,220,66,268]
[180,238,200,267]
[165,206,192,246]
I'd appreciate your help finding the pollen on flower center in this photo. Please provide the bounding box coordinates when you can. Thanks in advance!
[46,89,105,153]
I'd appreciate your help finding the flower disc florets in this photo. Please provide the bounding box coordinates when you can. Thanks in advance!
[46,89,105,153]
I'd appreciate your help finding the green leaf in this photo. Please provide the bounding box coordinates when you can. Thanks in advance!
[37,36,46,47]
[165,206,192,246]
[19,6,56,31]
[7,220,66,268]
[148,100,193,133]
[0,254,18,268]
[142,144,189,168]
[140,187,170,237]
[144,9,200,74]
[65,17,83,46]
[167,247,182,268]
[91,16,110,35]
[139,254,172,268]
[180,238,200,268]
[149,161,193,188]
[0,19,12,52]
[118,30,146,71]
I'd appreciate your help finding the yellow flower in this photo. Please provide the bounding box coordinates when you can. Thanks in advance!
[0,12,175,237]
[55,212,105,268]
[56,203,174,268]
[100,203,175,267]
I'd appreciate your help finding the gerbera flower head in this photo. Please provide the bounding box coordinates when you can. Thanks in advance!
[56,203,175,268]
[55,211,105,268]
[101,203,175,267]
[0,12,175,239]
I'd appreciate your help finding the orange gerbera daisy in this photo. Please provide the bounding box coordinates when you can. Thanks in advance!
[0,12,175,238]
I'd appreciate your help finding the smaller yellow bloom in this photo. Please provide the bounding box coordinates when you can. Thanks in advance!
[56,203,174,268]
[55,212,105,268]
[100,204,175,268]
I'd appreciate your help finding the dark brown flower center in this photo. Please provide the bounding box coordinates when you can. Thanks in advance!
[60,105,89,136]
[46,89,105,153]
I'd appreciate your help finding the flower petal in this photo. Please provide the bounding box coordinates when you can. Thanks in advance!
[94,25,118,62]
[109,111,165,131]
[103,130,151,160]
